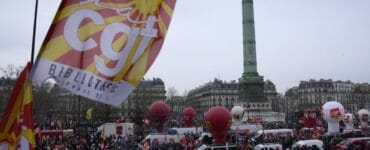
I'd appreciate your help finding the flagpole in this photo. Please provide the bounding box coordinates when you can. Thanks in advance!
[31,0,39,65]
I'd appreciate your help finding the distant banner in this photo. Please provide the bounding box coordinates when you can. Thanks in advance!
[31,0,177,106]
[86,108,93,120]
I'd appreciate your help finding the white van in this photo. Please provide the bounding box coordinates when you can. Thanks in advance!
[291,139,323,150]
[253,143,283,150]
[97,123,134,137]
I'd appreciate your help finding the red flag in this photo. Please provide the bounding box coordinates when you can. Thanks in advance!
[0,62,35,149]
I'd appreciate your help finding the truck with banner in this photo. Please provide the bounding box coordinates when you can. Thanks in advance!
[97,123,134,137]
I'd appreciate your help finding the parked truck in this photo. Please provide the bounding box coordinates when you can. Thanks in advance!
[97,123,134,137]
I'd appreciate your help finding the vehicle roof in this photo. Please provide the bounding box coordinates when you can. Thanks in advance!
[230,124,263,131]
[146,133,179,137]
[101,122,134,125]
[144,134,182,142]
[295,139,323,145]
[170,127,203,133]
[198,144,237,150]
[257,129,293,133]
[171,127,202,130]
[347,137,370,142]
[258,143,281,146]
[254,143,283,149]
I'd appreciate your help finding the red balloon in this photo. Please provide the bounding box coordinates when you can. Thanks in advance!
[204,106,232,144]
[182,107,196,127]
[148,101,171,132]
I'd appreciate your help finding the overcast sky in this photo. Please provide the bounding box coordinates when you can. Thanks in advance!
[1,0,370,95]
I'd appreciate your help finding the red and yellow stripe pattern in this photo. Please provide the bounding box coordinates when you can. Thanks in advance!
[0,63,35,149]
[37,0,176,86]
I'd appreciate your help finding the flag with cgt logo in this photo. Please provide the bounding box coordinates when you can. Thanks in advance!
[30,0,177,106]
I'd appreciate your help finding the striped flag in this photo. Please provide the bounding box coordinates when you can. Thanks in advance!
[0,62,35,150]
[30,0,177,106]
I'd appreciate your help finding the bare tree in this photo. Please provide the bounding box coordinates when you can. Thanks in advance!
[0,64,23,78]
[167,86,178,100]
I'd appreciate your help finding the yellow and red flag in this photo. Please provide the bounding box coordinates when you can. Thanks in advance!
[30,0,177,106]
[86,108,93,120]
[0,62,35,149]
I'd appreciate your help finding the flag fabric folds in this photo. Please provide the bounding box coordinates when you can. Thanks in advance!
[0,62,35,150]
[30,0,177,106]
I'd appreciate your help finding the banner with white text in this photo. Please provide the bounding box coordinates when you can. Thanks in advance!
[31,0,177,106]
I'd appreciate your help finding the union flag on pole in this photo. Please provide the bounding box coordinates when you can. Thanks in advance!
[0,62,35,149]
[30,0,177,106]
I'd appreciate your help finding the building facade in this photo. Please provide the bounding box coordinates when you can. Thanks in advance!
[297,79,335,111]
[167,96,186,121]
[29,78,166,124]
[284,86,300,122]
[122,78,166,118]
[186,79,238,121]
[265,80,278,112]
[333,81,354,111]
[284,79,368,120]
[33,85,112,123]
[353,83,370,112]
[186,78,279,121]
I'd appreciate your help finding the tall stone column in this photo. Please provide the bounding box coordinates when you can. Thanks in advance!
[239,0,268,107]
[242,0,257,74]
[237,0,286,122]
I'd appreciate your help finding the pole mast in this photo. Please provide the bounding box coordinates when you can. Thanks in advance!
[31,0,39,65]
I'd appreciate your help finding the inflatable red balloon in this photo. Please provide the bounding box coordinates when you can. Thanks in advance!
[204,106,232,144]
[182,107,196,127]
[148,101,171,132]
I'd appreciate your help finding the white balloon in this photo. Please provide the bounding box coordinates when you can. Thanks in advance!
[343,113,354,130]
[358,109,369,127]
[322,101,345,134]
[231,106,244,122]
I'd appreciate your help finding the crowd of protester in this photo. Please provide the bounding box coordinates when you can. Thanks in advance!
[34,119,141,150]
[34,120,207,150]
[36,126,141,149]
[33,118,369,150]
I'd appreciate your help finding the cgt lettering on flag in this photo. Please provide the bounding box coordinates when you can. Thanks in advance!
[30,0,177,106]
[64,10,157,77]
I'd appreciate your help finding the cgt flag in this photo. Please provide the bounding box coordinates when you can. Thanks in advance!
[30,0,177,106]
[0,62,35,149]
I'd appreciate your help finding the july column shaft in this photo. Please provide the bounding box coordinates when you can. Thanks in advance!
[242,0,257,74]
